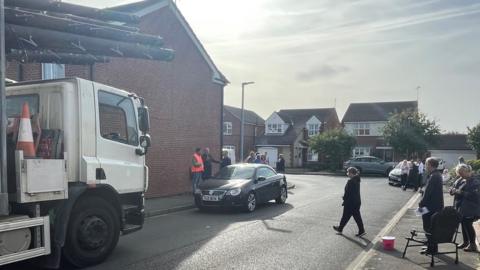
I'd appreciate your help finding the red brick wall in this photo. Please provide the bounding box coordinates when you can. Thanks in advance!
[7,6,224,198]
[222,109,264,161]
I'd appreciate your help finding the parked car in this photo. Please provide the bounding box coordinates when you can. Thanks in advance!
[194,164,288,212]
[388,158,446,186]
[343,156,395,176]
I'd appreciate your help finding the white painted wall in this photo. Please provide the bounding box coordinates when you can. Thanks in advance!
[428,150,477,169]
[344,122,386,136]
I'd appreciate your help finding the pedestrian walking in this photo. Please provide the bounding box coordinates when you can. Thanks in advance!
[201,147,219,179]
[220,150,231,168]
[408,159,419,191]
[333,167,366,237]
[418,157,444,255]
[400,160,409,190]
[276,154,285,173]
[449,164,480,252]
[191,147,204,193]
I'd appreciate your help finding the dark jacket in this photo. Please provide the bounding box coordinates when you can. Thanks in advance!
[419,170,444,213]
[408,163,419,183]
[220,156,231,168]
[343,175,361,209]
[202,153,219,179]
[450,178,465,210]
[276,157,285,172]
[457,177,480,218]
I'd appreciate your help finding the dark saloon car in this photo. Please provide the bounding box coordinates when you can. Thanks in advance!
[194,164,288,212]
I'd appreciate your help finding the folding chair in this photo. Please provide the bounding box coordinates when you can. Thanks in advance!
[402,206,462,267]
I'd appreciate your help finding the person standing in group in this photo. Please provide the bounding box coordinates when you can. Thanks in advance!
[254,152,262,163]
[220,150,231,168]
[408,159,419,191]
[276,154,285,173]
[333,167,366,237]
[417,158,425,189]
[191,147,204,193]
[419,157,444,255]
[400,160,409,190]
[201,147,219,179]
[449,164,480,252]
[264,152,270,165]
[245,151,256,163]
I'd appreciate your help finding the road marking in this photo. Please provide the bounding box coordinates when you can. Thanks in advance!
[346,192,422,270]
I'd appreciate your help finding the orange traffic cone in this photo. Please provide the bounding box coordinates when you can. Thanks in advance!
[16,102,36,158]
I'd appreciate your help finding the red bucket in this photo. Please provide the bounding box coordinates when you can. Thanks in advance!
[382,236,395,250]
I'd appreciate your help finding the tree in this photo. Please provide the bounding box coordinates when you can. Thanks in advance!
[382,110,440,159]
[467,123,480,159]
[309,129,356,170]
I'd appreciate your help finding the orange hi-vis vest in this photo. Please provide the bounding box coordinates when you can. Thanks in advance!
[191,153,204,173]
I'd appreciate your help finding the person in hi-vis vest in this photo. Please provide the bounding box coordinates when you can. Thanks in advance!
[191,147,204,193]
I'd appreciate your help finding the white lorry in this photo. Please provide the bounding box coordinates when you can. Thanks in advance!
[0,77,151,268]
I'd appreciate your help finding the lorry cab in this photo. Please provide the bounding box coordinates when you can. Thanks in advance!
[1,78,151,268]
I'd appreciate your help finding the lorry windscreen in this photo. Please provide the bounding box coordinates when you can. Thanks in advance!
[6,94,39,117]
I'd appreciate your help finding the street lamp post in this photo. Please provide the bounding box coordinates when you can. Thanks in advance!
[240,81,254,162]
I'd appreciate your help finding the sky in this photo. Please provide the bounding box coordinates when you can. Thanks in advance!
[69,0,480,133]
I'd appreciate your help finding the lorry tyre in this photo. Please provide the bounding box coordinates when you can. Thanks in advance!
[63,196,120,268]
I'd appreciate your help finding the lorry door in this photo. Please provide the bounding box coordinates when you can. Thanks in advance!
[94,87,144,193]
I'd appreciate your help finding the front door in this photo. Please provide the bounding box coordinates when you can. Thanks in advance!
[95,87,145,193]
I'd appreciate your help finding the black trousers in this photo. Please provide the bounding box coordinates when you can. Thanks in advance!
[401,174,408,186]
[422,212,438,252]
[461,217,477,245]
[339,206,364,232]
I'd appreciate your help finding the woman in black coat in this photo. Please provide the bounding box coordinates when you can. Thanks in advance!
[450,164,480,252]
[333,167,365,237]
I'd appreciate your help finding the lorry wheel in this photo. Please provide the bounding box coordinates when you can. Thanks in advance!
[63,196,120,268]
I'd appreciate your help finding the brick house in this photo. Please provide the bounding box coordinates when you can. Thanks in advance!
[342,101,417,161]
[222,105,264,163]
[256,108,340,168]
[6,0,228,197]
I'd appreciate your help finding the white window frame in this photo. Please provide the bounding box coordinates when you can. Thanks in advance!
[42,63,65,80]
[223,145,235,150]
[266,123,283,134]
[308,123,320,136]
[353,123,370,136]
[307,148,318,161]
[353,147,370,157]
[223,122,232,135]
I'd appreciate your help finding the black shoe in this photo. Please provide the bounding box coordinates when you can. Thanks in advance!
[333,226,342,234]
[355,231,366,237]
[420,249,437,255]
[458,242,469,249]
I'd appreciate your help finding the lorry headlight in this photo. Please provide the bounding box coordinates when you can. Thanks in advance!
[228,188,241,196]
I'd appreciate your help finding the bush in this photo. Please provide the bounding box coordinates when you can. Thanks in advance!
[467,160,480,175]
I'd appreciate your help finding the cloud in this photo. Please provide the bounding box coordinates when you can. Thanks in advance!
[297,64,351,81]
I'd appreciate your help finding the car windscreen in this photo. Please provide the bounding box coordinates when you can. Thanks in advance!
[214,166,255,180]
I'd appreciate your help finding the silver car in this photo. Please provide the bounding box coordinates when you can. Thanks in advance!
[343,156,395,176]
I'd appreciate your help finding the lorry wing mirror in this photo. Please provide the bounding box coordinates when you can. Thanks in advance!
[136,135,151,156]
[138,106,150,133]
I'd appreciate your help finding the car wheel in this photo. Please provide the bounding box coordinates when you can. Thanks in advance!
[275,185,287,204]
[63,196,120,268]
[244,192,256,212]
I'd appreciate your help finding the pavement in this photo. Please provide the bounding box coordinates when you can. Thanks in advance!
[145,181,296,217]
[359,193,480,270]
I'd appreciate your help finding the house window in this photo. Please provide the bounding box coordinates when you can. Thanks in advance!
[223,145,235,150]
[307,149,318,161]
[42,63,65,80]
[267,123,283,134]
[353,123,370,136]
[352,147,370,157]
[223,122,232,135]
[308,123,320,136]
